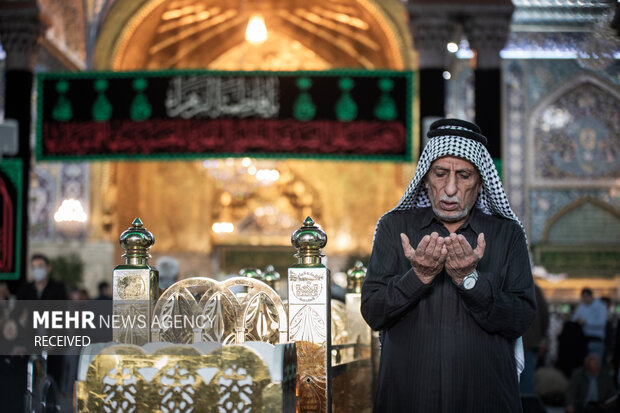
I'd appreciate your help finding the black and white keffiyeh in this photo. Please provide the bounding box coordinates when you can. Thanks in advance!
[391,118,524,236]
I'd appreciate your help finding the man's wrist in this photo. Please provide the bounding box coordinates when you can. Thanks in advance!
[412,266,438,285]
[456,270,478,290]
[416,272,435,285]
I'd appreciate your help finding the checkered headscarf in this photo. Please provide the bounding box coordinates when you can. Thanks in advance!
[391,118,525,236]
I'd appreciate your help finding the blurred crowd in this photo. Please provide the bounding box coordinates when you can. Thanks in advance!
[523,283,620,413]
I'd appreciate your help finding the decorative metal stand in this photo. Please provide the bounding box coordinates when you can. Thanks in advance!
[112,218,159,345]
[78,216,373,413]
[288,217,331,413]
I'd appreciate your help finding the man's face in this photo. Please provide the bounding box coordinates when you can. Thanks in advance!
[425,156,482,227]
[581,292,594,305]
[585,354,600,375]
[31,258,50,282]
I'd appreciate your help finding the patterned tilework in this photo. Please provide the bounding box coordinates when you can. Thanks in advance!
[504,60,527,227]
[505,58,620,245]
[529,189,620,243]
[531,79,619,181]
[506,32,590,53]
[526,60,619,106]
[545,202,620,244]
[29,166,57,240]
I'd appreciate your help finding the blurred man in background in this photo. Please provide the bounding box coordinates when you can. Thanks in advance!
[573,288,608,366]
[156,256,180,291]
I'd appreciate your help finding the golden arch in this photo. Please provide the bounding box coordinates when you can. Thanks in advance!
[88,0,416,256]
[93,0,414,71]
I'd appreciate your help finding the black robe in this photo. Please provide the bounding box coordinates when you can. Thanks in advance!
[361,207,536,413]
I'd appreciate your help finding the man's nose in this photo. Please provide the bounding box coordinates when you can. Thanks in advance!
[445,174,457,196]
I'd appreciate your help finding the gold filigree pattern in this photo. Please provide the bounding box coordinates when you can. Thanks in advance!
[289,305,326,343]
[77,344,290,413]
[295,341,327,413]
[152,277,288,345]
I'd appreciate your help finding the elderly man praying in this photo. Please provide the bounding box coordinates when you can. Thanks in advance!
[361,119,536,413]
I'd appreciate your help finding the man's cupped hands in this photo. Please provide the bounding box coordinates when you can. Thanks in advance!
[400,232,485,285]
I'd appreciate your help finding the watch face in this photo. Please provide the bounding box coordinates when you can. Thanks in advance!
[463,277,476,290]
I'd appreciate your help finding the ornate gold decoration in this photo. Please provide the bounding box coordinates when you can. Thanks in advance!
[77,343,292,412]
[210,35,330,70]
[295,341,327,413]
[94,0,413,70]
[88,0,416,257]
[152,276,288,345]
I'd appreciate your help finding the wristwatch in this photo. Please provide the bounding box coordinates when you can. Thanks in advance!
[462,270,479,290]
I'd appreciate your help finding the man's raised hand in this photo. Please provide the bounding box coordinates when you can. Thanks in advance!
[400,232,447,284]
[444,233,485,284]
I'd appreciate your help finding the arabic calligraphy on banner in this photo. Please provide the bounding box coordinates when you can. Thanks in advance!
[165,76,280,119]
[37,70,414,161]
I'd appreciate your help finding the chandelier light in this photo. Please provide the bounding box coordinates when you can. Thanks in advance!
[54,199,87,223]
[245,14,268,44]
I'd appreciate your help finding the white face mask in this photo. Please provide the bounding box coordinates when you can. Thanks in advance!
[32,267,48,282]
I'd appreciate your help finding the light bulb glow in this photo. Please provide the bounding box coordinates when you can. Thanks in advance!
[212,222,234,233]
[54,199,87,223]
[256,169,279,184]
[245,15,267,44]
[447,42,459,53]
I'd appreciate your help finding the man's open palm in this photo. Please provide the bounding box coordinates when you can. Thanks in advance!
[444,233,486,282]
[400,232,447,284]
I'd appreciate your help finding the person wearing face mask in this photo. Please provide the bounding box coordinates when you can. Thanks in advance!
[13,254,68,411]
[156,256,181,291]
[17,254,67,300]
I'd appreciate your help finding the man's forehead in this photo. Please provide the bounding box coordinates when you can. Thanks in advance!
[429,155,476,170]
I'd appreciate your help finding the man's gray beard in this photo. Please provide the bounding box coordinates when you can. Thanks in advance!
[430,203,471,223]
